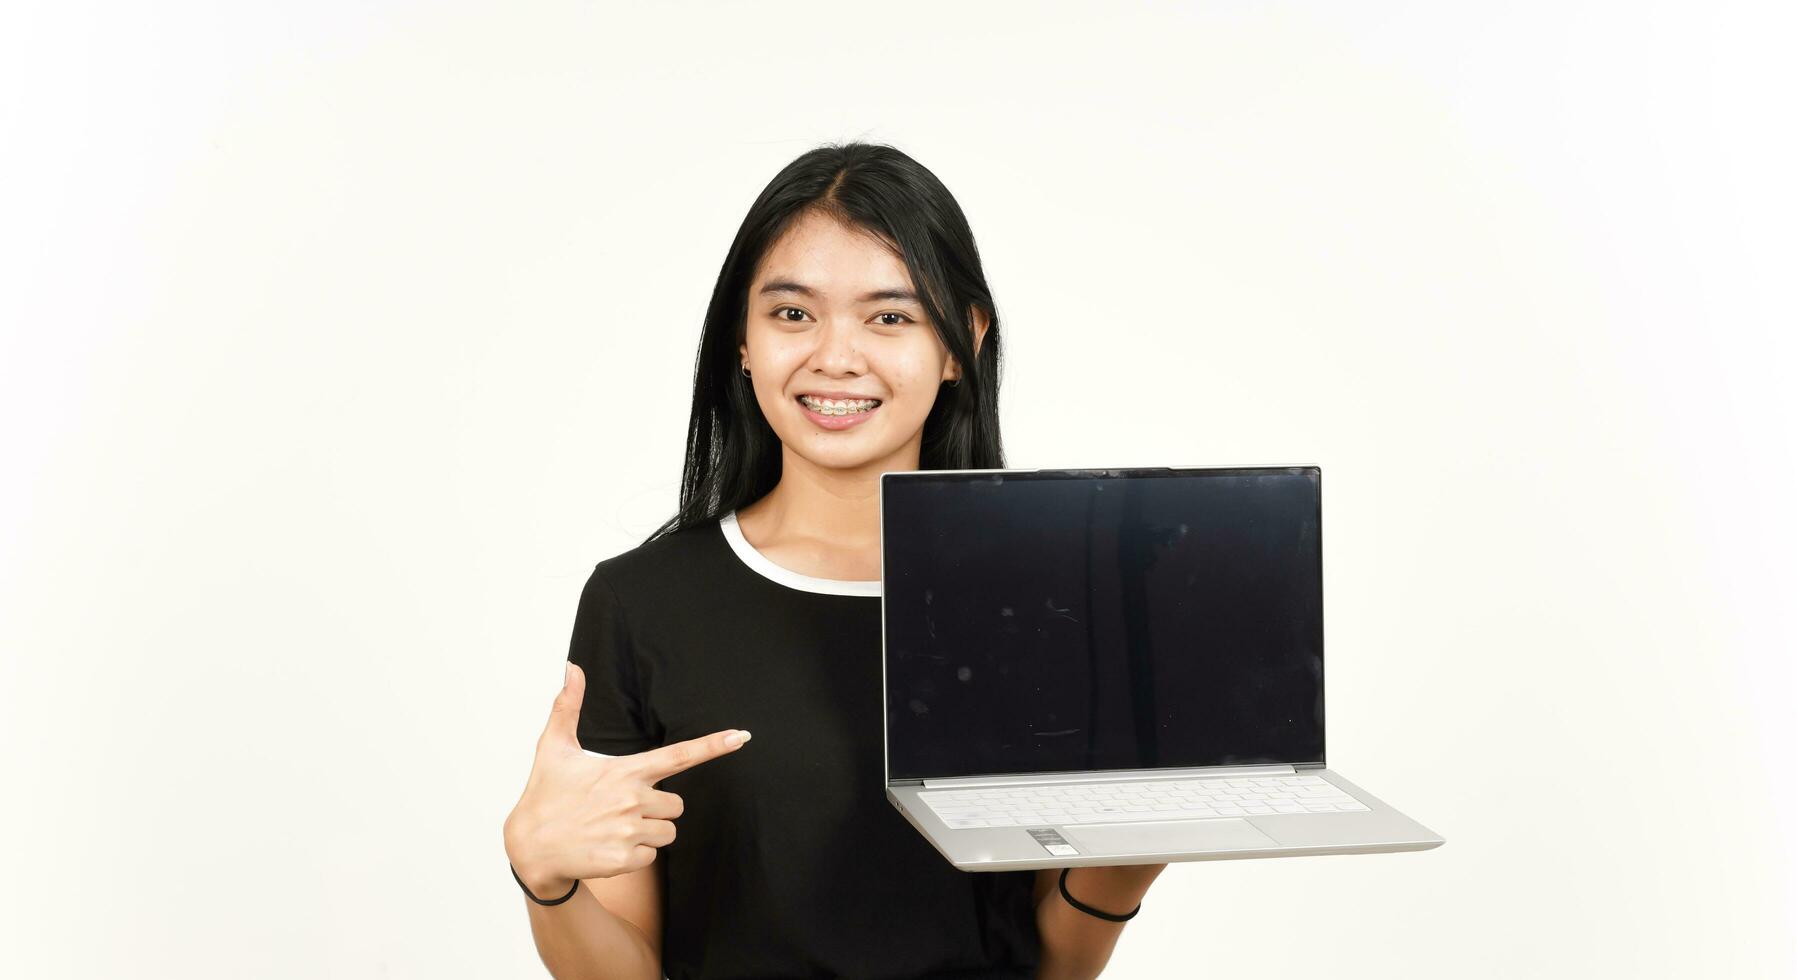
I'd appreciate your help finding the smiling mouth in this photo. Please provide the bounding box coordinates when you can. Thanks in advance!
[795,394,883,416]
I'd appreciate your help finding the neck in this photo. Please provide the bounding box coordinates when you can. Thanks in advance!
[744,439,920,545]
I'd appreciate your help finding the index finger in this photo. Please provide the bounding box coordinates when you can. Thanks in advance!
[626,729,751,781]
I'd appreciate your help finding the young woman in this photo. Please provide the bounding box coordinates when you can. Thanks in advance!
[503,142,1166,979]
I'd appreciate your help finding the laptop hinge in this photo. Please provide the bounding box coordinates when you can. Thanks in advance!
[915,764,1298,790]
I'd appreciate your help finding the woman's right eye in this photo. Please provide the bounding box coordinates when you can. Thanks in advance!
[773,306,809,322]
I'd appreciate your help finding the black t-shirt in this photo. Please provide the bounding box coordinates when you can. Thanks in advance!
[567,510,1041,979]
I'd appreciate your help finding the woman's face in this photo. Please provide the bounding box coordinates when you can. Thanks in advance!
[740,210,984,473]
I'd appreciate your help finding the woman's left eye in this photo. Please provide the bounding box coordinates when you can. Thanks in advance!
[875,312,912,326]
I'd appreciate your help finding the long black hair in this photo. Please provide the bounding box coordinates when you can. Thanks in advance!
[643,141,1006,545]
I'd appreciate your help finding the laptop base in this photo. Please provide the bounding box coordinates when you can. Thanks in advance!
[887,769,1445,872]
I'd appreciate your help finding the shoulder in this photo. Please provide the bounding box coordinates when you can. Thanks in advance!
[589,515,730,605]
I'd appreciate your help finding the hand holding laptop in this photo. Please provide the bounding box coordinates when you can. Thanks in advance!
[503,662,753,895]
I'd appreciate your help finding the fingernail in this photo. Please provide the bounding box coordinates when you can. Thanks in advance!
[564,662,573,684]
[725,730,751,747]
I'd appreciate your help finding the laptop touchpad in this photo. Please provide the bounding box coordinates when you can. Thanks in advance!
[1065,818,1278,855]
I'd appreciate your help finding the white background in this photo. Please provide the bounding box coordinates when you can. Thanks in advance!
[3,2,1793,977]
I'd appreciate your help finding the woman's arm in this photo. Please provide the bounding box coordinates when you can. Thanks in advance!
[1033,864,1167,980]
[514,863,662,980]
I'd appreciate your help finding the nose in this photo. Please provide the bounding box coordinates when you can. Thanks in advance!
[804,316,866,377]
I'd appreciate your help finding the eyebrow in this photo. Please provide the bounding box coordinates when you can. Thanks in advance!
[757,279,921,305]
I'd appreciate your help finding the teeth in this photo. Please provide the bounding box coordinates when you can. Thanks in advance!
[800,395,880,416]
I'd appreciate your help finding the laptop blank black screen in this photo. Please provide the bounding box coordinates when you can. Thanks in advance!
[882,467,1324,782]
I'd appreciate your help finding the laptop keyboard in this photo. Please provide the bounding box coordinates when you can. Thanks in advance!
[919,775,1369,828]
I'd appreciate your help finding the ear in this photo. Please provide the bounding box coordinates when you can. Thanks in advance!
[945,306,992,383]
[738,341,748,371]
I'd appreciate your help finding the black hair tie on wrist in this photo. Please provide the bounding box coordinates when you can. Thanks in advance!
[511,863,580,906]
[1058,867,1141,922]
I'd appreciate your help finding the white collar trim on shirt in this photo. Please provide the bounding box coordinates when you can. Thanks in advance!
[718,510,882,597]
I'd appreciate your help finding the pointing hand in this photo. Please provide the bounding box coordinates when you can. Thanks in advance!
[503,662,750,896]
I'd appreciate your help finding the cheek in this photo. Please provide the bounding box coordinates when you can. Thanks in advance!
[882,342,949,386]
[751,337,810,376]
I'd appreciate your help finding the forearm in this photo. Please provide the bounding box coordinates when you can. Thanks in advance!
[518,873,660,980]
[1035,866,1163,980]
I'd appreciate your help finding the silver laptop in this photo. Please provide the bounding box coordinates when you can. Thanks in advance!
[878,465,1444,871]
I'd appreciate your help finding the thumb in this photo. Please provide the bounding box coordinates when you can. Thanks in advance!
[541,661,586,750]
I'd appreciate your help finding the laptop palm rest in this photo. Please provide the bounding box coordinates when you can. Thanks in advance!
[1065,818,1278,855]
